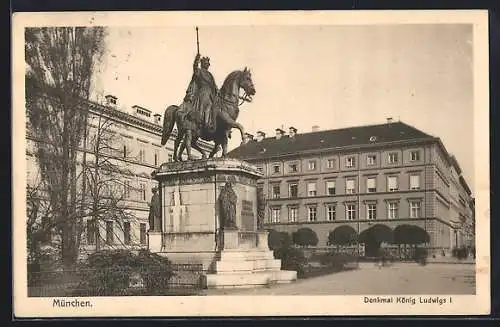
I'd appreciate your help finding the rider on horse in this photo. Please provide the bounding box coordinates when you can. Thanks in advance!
[184,53,218,134]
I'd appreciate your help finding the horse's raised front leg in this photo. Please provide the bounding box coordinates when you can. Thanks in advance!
[219,110,245,144]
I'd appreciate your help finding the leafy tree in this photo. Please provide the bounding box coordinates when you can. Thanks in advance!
[359,224,394,245]
[393,224,430,245]
[25,27,107,268]
[328,225,358,246]
[292,227,319,247]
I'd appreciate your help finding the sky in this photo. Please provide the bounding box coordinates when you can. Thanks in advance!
[94,24,474,191]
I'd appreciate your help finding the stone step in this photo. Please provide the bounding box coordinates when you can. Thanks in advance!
[204,270,297,289]
[219,250,275,261]
[215,258,282,274]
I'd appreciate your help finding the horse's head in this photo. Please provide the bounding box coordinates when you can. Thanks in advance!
[239,67,256,102]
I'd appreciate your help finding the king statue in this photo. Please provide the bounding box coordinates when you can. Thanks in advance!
[184,53,218,134]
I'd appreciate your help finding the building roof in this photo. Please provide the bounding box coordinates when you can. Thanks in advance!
[228,121,436,160]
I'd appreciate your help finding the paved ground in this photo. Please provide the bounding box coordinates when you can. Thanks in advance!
[205,263,476,295]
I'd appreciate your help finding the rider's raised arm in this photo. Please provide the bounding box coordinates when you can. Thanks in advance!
[193,53,201,72]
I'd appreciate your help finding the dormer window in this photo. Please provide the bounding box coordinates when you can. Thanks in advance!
[133,105,152,118]
[369,136,377,142]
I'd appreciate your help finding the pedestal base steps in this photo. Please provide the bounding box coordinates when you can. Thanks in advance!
[203,249,297,289]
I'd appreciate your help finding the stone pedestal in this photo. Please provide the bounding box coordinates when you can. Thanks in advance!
[151,158,297,288]
[147,231,162,253]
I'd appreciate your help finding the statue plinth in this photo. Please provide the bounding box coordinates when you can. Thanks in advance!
[150,158,297,289]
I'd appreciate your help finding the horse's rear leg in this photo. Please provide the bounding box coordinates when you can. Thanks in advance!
[184,130,195,161]
[173,131,182,162]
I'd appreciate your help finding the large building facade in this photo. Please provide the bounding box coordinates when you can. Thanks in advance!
[228,120,474,255]
[26,94,211,256]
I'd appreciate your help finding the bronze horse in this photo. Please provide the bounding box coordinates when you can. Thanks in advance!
[161,68,256,161]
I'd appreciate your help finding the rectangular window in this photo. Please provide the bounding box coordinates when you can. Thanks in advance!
[167,153,174,162]
[367,177,377,193]
[326,181,336,195]
[410,151,420,161]
[367,203,377,220]
[273,164,280,174]
[123,145,128,158]
[86,220,96,245]
[139,183,146,201]
[346,204,356,220]
[123,180,131,198]
[307,182,317,196]
[388,202,398,219]
[387,176,398,192]
[272,185,280,199]
[308,206,317,222]
[123,222,131,245]
[367,155,376,166]
[289,163,298,173]
[140,223,147,245]
[154,150,159,166]
[308,160,316,170]
[106,221,114,245]
[410,175,420,190]
[138,146,145,163]
[289,183,298,198]
[271,207,281,223]
[410,201,422,218]
[327,205,336,221]
[346,156,356,168]
[346,179,356,194]
[388,153,398,164]
[327,158,335,169]
[288,207,298,222]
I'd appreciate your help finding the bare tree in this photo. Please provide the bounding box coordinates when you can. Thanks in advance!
[81,107,142,252]
[25,27,107,268]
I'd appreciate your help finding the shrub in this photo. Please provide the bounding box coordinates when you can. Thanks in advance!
[274,246,307,278]
[267,230,292,251]
[292,228,319,247]
[75,249,174,296]
[414,247,428,264]
[452,247,468,260]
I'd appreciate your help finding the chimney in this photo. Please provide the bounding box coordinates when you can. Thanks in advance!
[275,128,285,140]
[311,125,320,132]
[289,126,297,138]
[153,113,162,125]
[105,94,118,108]
[243,132,254,144]
[256,131,266,142]
[386,117,394,124]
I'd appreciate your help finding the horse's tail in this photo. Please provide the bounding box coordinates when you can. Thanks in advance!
[161,105,179,146]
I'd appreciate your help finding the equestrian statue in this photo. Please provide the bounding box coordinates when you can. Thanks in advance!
[160,27,256,161]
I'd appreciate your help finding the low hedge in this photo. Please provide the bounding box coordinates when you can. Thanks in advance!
[318,252,359,272]
[74,249,175,296]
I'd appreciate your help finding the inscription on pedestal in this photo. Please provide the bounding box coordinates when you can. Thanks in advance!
[241,200,255,231]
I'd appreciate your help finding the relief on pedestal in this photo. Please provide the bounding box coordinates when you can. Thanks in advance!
[167,185,189,232]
